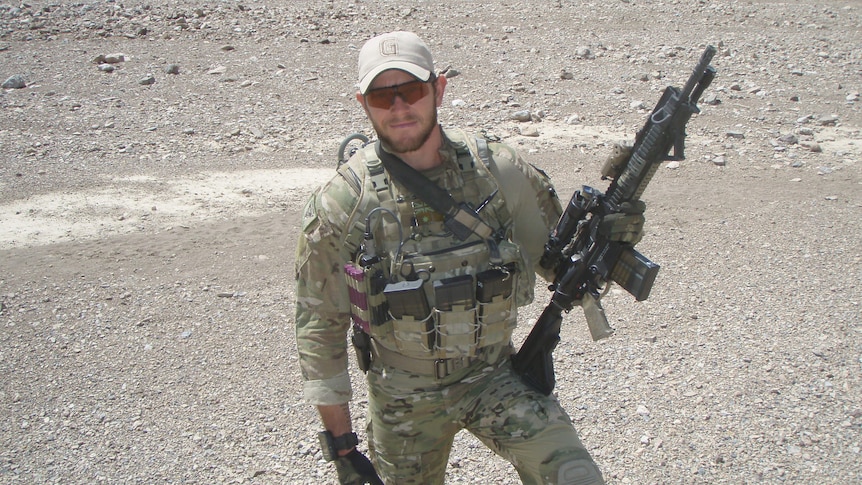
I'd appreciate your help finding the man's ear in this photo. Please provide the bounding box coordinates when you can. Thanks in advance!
[356,91,370,115]
[434,76,448,107]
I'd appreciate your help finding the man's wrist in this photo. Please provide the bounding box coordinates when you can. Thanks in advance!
[318,431,359,461]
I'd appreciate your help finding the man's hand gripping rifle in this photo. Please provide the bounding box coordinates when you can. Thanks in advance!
[512,46,717,396]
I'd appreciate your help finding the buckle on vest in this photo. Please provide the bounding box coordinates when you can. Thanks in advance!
[435,357,471,379]
[434,359,447,380]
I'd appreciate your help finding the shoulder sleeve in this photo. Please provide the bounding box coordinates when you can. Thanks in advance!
[294,174,359,405]
[486,142,562,283]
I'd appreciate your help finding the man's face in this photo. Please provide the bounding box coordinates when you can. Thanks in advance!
[357,69,446,155]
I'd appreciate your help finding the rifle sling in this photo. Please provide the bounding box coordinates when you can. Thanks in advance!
[374,142,495,242]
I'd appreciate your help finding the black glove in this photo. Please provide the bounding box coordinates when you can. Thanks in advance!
[334,449,384,485]
[598,200,646,245]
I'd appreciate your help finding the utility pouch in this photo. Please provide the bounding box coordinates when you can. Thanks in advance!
[434,275,478,356]
[385,279,434,352]
[476,267,517,348]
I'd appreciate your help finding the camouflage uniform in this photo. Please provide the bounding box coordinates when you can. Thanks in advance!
[296,129,604,484]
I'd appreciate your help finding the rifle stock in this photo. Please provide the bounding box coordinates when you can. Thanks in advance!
[512,45,717,395]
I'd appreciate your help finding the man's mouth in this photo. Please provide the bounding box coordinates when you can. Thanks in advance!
[389,118,418,130]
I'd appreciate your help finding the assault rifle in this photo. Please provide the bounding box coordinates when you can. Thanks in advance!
[511,46,717,395]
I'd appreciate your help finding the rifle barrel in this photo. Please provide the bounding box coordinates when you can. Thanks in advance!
[680,45,717,101]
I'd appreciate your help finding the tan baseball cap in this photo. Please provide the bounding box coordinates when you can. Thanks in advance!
[357,31,434,94]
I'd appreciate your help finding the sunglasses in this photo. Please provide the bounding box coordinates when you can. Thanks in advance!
[364,79,433,110]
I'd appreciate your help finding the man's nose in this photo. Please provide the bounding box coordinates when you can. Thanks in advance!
[388,92,411,110]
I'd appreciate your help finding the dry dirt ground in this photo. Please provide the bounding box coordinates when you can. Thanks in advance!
[1,1,860,484]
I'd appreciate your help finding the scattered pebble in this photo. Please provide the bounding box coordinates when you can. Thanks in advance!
[2,74,26,89]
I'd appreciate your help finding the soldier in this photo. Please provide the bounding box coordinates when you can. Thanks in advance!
[296,31,639,484]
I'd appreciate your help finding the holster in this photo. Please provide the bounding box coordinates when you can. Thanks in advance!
[351,326,373,373]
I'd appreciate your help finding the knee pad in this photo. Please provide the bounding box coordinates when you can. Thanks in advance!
[539,448,604,485]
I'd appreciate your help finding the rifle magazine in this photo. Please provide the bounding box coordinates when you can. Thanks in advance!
[610,248,660,301]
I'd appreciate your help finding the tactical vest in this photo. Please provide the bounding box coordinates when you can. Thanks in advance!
[339,129,530,361]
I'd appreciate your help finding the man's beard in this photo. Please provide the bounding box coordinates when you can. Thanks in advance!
[372,109,438,155]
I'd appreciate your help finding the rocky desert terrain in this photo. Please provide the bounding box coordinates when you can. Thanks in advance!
[1,0,860,483]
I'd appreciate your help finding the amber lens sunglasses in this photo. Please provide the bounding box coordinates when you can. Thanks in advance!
[364,79,433,109]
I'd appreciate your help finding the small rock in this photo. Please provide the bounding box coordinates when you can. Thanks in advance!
[2,74,26,89]
[702,94,721,105]
[139,75,156,86]
[666,161,681,169]
[511,110,532,122]
[103,53,126,64]
[2,74,27,89]
[817,114,838,126]
[630,100,646,110]
[98,64,115,73]
[519,126,540,137]
[801,142,822,153]
[165,64,180,75]
[726,130,745,139]
[778,134,798,145]
[575,46,594,59]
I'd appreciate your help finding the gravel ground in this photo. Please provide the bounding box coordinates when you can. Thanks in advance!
[1,1,860,484]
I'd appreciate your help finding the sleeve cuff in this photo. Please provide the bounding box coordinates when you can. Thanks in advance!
[302,371,352,405]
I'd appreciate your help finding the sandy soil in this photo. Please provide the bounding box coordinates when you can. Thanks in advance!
[1,1,860,483]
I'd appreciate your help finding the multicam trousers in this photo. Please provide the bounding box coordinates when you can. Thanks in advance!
[365,357,604,484]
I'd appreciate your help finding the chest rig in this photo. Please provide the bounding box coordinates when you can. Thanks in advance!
[340,129,525,370]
